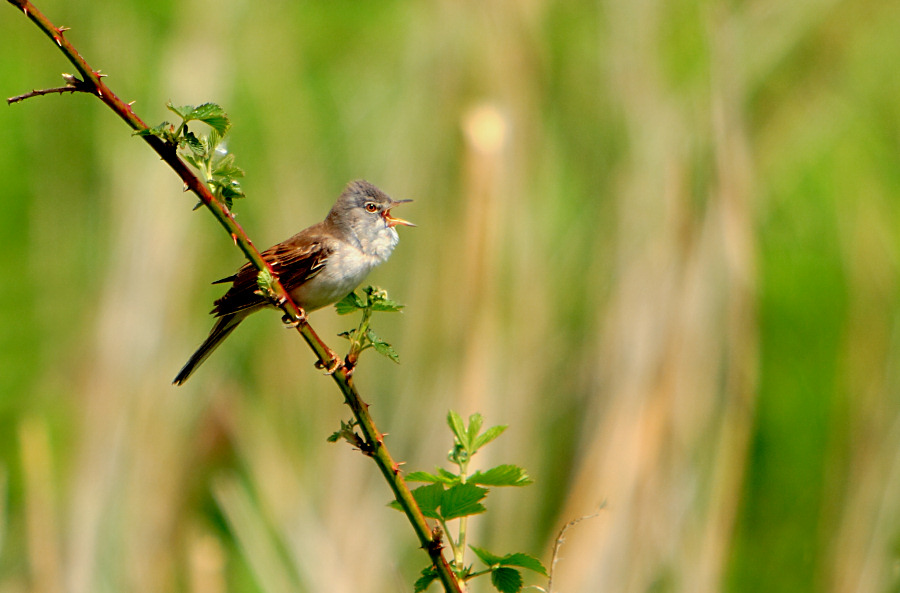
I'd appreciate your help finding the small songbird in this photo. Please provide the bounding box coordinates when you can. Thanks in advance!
[173,179,413,385]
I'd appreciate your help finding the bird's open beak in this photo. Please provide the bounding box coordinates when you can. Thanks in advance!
[384,199,415,228]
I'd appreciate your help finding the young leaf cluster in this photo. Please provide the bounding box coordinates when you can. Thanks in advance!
[326,418,369,452]
[394,412,546,593]
[135,102,245,208]
[335,286,404,366]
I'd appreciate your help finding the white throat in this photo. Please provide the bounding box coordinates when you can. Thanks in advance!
[355,224,400,263]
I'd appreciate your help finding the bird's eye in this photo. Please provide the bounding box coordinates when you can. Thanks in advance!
[365,202,379,213]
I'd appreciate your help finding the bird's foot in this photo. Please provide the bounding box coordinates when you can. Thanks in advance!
[315,348,343,375]
[281,310,307,328]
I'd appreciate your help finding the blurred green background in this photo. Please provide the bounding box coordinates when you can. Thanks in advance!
[2,0,899,592]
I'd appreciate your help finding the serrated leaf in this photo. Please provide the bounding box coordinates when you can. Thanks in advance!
[440,483,487,520]
[414,567,439,592]
[408,483,444,519]
[207,128,223,152]
[491,567,523,593]
[366,328,400,363]
[499,553,547,576]
[447,410,469,450]
[211,153,242,178]
[213,180,243,206]
[221,180,245,205]
[365,287,405,311]
[466,413,484,449]
[406,471,445,483]
[166,101,194,119]
[189,102,231,134]
[469,464,532,487]
[182,130,204,155]
[182,154,201,170]
[335,291,366,315]
[327,419,362,447]
[369,300,404,312]
[406,469,458,485]
[134,121,175,143]
[256,267,275,295]
[473,424,507,451]
[471,546,548,579]
[470,546,503,567]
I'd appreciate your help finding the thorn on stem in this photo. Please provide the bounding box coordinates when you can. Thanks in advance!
[58,26,71,33]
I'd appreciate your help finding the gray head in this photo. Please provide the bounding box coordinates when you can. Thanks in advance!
[328,180,414,260]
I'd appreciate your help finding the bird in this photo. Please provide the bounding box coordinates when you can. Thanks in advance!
[173,179,413,385]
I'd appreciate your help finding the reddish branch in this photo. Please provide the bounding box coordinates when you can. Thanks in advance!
[5,1,462,591]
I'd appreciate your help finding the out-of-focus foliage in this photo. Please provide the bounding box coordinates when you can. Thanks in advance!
[1,1,899,592]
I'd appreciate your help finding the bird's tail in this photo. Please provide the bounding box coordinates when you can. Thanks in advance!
[173,313,244,385]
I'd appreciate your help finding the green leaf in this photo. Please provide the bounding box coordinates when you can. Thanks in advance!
[334,291,366,315]
[220,180,245,207]
[256,267,276,297]
[466,413,484,449]
[207,128,223,152]
[469,464,532,487]
[408,483,444,519]
[362,285,404,311]
[366,328,400,363]
[369,300,404,312]
[188,102,231,134]
[414,567,439,592]
[406,469,458,485]
[212,153,244,179]
[406,471,447,483]
[166,101,194,119]
[440,483,487,520]
[327,419,359,445]
[470,546,503,566]
[473,424,508,451]
[499,553,547,576]
[447,410,469,450]
[134,121,176,143]
[471,547,548,580]
[182,130,204,155]
[491,567,523,593]
[182,154,201,170]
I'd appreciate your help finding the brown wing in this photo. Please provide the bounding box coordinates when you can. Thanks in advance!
[211,234,332,317]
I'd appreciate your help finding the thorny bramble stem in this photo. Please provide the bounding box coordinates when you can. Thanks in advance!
[6,2,462,591]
